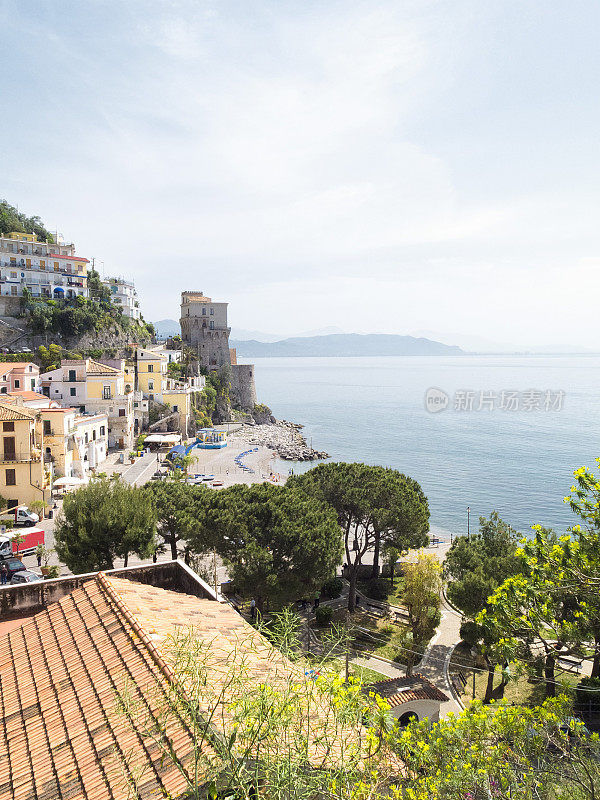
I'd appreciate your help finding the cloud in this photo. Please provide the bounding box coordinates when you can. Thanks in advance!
[1,1,599,348]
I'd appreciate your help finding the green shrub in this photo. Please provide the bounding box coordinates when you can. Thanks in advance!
[315,606,333,626]
[364,578,389,601]
[135,434,147,450]
[321,577,343,599]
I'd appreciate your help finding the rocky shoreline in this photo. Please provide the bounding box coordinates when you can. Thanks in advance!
[243,419,329,461]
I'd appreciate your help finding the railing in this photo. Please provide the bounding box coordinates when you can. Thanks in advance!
[0,451,39,463]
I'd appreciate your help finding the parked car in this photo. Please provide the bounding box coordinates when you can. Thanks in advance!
[1,558,27,580]
[10,570,42,584]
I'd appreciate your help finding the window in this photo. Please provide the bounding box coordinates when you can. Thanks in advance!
[2,422,14,432]
[54,262,59,271]
[92,430,96,440]
[70,387,76,396]
[43,420,51,435]
[5,469,16,486]
[84,432,88,444]
[209,321,214,330]
[13,380,19,389]
[100,426,105,436]
[30,379,35,390]
[103,387,111,399]
[148,381,154,390]
[118,408,125,417]
[0,388,6,394]
[173,405,178,412]
[210,307,214,315]
[40,260,45,269]
[26,258,31,267]
[68,369,76,382]
[147,364,153,373]
[202,307,206,315]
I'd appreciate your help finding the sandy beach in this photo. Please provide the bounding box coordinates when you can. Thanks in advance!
[187,428,288,488]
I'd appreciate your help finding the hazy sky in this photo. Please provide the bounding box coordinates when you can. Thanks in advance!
[2,0,599,347]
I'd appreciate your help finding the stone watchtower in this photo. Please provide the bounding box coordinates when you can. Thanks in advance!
[180,291,232,368]
[180,291,257,410]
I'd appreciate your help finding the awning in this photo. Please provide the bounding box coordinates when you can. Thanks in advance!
[144,434,182,444]
[54,476,86,487]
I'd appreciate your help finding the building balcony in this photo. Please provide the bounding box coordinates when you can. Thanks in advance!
[0,451,40,464]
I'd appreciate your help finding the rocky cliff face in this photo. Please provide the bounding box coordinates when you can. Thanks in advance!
[2,321,152,358]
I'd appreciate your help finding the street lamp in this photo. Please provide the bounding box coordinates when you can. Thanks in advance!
[467,506,471,540]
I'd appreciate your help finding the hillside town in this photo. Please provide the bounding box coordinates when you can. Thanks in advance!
[0,218,598,799]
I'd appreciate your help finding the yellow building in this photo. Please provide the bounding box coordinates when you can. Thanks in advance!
[40,359,134,451]
[132,346,204,437]
[136,347,168,398]
[0,403,48,509]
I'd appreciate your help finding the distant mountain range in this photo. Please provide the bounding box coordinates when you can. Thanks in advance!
[154,319,180,337]
[152,320,348,341]
[230,333,463,357]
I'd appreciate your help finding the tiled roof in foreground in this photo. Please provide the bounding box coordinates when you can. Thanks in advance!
[366,675,449,707]
[0,402,36,421]
[0,573,360,800]
[0,575,225,800]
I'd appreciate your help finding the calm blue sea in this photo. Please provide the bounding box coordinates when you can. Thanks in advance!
[243,355,600,540]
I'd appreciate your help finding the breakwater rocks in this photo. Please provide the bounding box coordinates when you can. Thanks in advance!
[244,420,329,461]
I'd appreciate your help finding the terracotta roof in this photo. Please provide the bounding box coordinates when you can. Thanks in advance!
[86,359,120,375]
[0,402,36,421]
[365,674,449,707]
[0,574,364,799]
[0,362,38,373]
[6,391,48,401]
[0,575,210,800]
[182,293,212,303]
[48,252,90,263]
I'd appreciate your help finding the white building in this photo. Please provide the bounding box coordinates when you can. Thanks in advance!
[365,675,449,726]
[103,277,140,319]
[0,231,89,300]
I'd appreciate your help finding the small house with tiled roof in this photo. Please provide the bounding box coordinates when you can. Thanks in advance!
[0,362,40,395]
[365,675,449,726]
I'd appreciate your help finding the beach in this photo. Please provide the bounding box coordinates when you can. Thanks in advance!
[188,429,286,487]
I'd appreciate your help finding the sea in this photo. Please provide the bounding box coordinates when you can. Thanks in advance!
[242,355,600,541]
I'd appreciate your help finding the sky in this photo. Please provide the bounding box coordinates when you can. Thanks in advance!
[1,0,599,349]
